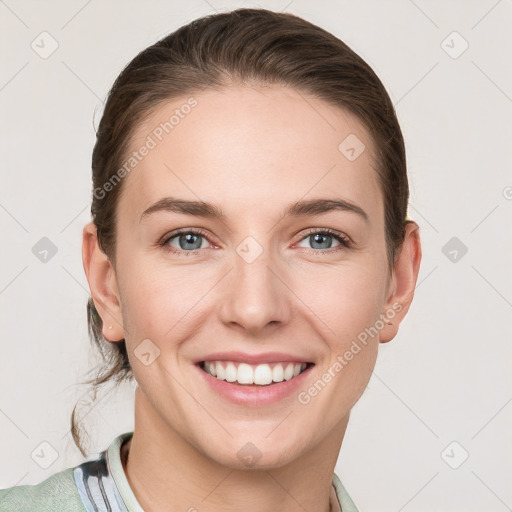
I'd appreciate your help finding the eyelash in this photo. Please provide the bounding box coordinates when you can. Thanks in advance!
[158,227,352,257]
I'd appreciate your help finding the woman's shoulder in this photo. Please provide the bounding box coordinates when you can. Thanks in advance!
[0,432,133,512]
[0,466,86,512]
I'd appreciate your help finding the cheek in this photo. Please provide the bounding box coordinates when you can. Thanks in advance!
[317,341,378,423]
[117,256,219,342]
[293,262,384,402]
[294,261,387,344]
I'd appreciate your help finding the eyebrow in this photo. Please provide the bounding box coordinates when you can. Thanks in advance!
[140,196,369,224]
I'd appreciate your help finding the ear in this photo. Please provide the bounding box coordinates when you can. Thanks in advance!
[82,221,125,342]
[379,221,422,343]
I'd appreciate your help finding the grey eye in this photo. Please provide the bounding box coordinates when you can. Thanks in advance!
[297,232,341,250]
[168,232,207,251]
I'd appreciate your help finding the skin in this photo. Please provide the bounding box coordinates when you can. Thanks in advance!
[82,84,421,512]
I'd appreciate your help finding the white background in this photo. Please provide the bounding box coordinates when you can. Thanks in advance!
[1,1,511,510]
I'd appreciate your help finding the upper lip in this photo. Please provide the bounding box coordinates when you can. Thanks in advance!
[195,351,313,365]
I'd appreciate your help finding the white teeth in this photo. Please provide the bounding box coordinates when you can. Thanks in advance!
[283,363,295,381]
[254,364,273,385]
[203,361,309,386]
[216,362,226,380]
[272,364,284,383]
[225,362,237,382]
[237,363,254,384]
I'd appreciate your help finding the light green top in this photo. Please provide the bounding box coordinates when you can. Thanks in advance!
[0,432,359,511]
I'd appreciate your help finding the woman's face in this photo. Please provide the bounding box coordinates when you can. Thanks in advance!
[109,84,397,468]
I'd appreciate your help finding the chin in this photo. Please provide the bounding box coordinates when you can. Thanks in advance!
[197,432,309,471]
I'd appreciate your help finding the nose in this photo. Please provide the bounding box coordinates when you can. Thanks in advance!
[218,243,292,335]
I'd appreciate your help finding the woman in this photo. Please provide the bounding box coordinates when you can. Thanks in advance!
[0,7,421,511]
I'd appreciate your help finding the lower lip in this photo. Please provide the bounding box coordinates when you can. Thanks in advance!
[196,363,313,406]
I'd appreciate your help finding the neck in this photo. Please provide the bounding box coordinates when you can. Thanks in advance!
[122,387,348,512]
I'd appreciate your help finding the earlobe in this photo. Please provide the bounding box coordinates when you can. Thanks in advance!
[82,221,125,342]
[379,221,422,343]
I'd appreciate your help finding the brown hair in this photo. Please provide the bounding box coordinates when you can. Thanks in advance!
[72,7,409,456]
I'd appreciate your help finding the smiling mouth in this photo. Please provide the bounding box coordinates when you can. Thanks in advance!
[199,361,314,386]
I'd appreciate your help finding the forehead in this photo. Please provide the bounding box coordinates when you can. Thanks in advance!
[119,84,383,227]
